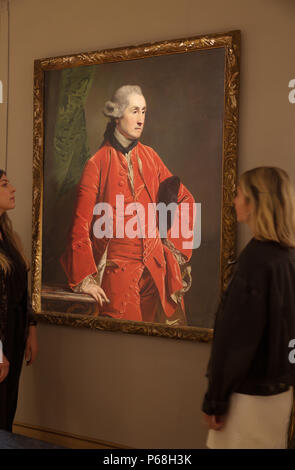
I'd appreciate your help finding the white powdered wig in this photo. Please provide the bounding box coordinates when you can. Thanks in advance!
[103,85,143,118]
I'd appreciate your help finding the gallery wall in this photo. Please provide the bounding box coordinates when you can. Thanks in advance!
[0,0,294,448]
[0,0,8,169]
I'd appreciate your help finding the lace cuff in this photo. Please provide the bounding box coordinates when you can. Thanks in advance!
[162,238,192,303]
[73,274,99,293]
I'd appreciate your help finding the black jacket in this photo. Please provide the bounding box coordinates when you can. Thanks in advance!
[202,238,295,416]
[0,232,37,360]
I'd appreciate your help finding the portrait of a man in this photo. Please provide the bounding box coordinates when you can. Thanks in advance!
[39,40,229,332]
[60,85,195,326]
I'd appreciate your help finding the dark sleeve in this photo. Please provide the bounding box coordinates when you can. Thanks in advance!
[27,292,37,326]
[0,273,7,345]
[202,273,267,415]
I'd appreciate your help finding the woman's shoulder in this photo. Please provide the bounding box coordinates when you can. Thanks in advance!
[238,238,295,274]
[242,237,295,258]
[11,231,30,271]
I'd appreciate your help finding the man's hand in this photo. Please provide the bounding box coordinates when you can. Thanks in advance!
[203,412,225,430]
[82,284,110,308]
[25,325,38,366]
[0,354,9,383]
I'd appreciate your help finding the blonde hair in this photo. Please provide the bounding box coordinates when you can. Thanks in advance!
[239,167,295,248]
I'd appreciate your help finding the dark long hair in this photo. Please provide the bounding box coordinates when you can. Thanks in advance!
[0,170,28,273]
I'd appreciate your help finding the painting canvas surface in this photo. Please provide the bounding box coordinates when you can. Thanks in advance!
[41,47,226,329]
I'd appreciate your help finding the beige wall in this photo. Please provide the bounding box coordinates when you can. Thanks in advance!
[0,0,294,448]
[0,0,8,169]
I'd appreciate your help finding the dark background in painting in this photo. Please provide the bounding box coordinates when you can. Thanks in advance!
[42,47,225,328]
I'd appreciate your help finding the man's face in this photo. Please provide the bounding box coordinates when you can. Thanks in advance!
[116,93,146,140]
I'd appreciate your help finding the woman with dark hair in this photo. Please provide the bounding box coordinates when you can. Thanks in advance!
[202,167,295,449]
[0,170,38,431]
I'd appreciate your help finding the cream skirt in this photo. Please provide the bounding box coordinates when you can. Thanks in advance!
[207,388,293,449]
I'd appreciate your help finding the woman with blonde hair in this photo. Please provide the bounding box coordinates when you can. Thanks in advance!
[202,166,295,449]
[0,170,37,431]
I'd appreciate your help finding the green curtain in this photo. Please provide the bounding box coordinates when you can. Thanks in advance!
[53,66,94,196]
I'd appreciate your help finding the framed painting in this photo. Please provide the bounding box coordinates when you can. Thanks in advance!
[32,30,240,342]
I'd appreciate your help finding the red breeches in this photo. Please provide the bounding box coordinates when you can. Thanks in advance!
[100,261,160,322]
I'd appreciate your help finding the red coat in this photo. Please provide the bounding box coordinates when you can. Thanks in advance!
[60,141,195,318]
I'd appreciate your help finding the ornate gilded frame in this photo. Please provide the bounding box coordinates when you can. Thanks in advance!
[32,30,240,342]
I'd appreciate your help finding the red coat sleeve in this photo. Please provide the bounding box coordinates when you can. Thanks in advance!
[60,158,100,288]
